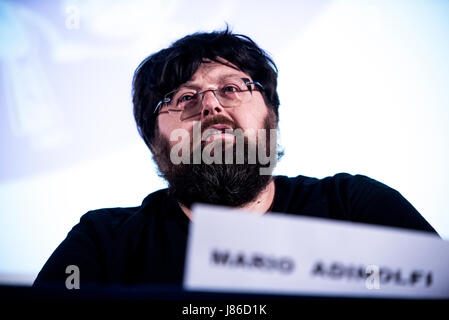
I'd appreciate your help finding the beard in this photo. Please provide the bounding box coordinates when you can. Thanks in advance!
[151,110,279,209]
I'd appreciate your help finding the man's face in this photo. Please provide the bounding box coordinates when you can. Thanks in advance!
[151,60,278,208]
[156,60,270,148]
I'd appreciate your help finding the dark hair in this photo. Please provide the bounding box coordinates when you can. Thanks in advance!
[132,28,280,148]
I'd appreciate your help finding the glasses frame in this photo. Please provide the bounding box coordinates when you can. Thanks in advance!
[153,78,264,117]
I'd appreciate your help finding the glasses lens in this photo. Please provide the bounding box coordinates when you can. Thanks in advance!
[178,92,202,120]
[216,78,251,107]
[173,78,255,120]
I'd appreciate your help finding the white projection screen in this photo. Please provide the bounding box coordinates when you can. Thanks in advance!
[0,0,448,285]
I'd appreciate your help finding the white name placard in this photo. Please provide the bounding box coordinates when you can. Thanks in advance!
[184,204,449,298]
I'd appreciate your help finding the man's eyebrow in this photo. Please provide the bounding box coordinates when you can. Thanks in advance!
[180,73,249,89]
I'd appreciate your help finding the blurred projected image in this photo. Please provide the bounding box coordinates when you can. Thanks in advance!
[1,1,66,178]
[0,0,179,181]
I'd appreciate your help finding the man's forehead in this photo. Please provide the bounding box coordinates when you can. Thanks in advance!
[182,60,249,88]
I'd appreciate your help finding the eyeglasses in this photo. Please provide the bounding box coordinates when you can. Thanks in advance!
[154,77,264,120]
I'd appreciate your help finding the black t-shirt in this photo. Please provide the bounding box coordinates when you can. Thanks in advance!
[33,173,438,288]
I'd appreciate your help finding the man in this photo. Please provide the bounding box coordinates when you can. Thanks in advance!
[33,29,437,288]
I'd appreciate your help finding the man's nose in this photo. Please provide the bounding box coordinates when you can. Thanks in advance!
[201,90,224,118]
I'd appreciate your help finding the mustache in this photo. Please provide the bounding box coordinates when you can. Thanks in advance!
[200,115,237,134]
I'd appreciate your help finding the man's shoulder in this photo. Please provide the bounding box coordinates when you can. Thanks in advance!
[323,173,392,191]
[278,173,436,233]
[275,172,398,210]
[78,188,170,231]
[278,172,387,190]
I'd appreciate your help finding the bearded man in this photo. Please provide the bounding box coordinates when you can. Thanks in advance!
[34,29,437,288]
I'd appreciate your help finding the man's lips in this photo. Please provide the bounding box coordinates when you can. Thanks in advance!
[207,124,233,131]
[203,124,235,141]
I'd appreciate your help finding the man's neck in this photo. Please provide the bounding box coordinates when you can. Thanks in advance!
[179,179,276,220]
